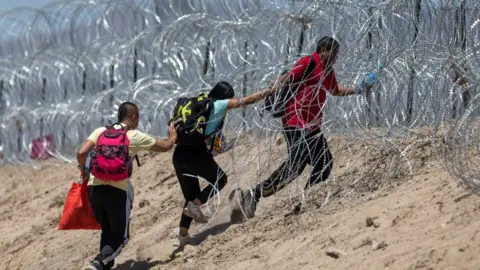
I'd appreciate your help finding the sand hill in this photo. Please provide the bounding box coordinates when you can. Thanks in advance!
[1,133,479,270]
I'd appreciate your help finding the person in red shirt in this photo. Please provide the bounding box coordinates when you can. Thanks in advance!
[235,36,359,219]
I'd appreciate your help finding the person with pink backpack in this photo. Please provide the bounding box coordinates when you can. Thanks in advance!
[77,102,177,270]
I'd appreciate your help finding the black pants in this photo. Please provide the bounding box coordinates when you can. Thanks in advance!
[173,145,227,229]
[255,127,333,201]
[88,185,132,267]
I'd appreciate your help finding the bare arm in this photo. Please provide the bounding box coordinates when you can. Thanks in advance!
[77,140,95,178]
[150,122,177,152]
[226,88,274,110]
[268,73,290,95]
[225,73,290,110]
[331,85,356,96]
[150,138,176,152]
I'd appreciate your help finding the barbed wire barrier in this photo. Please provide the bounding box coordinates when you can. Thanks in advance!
[0,0,479,222]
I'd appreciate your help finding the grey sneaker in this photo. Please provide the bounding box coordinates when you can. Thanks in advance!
[241,189,257,219]
[183,201,209,223]
[229,188,246,223]
[229,188,257,222]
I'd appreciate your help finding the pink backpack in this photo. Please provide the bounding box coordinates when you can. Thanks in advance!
[89,124,132,181]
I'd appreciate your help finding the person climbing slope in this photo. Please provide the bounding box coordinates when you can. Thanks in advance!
[77,102,177,270]
[171,81,273,243]
[236,36,378,218]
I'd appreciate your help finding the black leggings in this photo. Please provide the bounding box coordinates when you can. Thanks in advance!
[88,185,132,267]
[173,145,227,229]
[255,127,333,200]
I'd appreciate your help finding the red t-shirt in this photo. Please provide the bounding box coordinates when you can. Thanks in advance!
[282,52,338,130]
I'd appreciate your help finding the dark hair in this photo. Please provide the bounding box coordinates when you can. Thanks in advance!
[316,36,340,53]
[209,81,235,100]
[117,102,138,122]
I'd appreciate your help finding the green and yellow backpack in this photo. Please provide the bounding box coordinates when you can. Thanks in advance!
[171,93,215,145]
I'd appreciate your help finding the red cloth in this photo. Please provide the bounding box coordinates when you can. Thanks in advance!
[30,134,54,160]
[282,52,339,130]
[57,180,100,230]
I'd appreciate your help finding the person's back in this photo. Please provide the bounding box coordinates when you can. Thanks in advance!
[282,52,338,130]
[87,123,158,192]
[173,88,231,149]
[77,102,177,270]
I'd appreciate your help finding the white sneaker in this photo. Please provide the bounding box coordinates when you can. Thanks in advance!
[183,201,209,223]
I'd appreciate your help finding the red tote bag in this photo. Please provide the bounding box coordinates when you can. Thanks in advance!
[58,180,100,230]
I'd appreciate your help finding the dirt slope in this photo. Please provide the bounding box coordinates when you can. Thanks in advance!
[0,134,479,270]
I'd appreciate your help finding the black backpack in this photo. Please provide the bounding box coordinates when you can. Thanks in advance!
[171,93,215,145]
[264,56,317,118]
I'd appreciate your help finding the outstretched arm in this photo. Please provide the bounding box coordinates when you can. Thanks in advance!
[268,73,290,94]
[331,85,356,96]
[225,72,292,110]
[226,88,274,110]
[150,122,177,152]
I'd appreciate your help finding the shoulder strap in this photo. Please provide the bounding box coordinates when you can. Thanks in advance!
[289,55,316,94]
[134,155,141,167]
[197,92,209,100]
[106,123,130,131]
[301,55,316,82]
[201,98,215,123]
[286,55,316,86]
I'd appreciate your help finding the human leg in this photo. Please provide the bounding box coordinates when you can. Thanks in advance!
[173,147,207,237]
[254,128,309,201]
[86,185,129,270]
[304,132,333,189]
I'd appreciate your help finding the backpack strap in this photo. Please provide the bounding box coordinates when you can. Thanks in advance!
[106,122,122,129]
[197,92,209,100]
[134,155,141,167]
[278,55,317,116]
[297,55,316,87]
[191,97,215,136]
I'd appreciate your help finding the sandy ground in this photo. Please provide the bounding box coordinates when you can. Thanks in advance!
[0,133,479,270]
